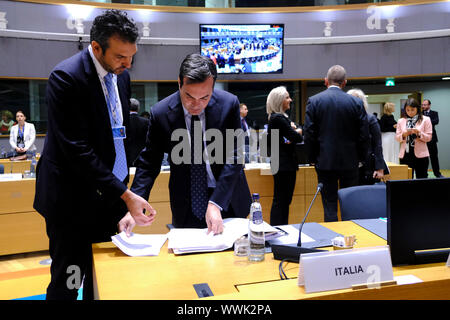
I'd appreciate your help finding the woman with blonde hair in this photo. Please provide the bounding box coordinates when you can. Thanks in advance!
[266,86,303,225]
[379,102,399,163]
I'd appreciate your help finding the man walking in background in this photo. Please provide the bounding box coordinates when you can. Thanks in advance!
[422,99,443,178]
[304,65,369,222]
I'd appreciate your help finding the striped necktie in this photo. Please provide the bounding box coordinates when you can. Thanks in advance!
[104,73,128,181]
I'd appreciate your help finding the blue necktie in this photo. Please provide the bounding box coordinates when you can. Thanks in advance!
[104,73,128,181]
[190,115,208,220]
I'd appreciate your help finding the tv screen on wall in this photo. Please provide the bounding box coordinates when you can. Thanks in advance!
[200,24,284,74]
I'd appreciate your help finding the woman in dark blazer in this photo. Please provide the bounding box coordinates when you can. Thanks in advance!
[267,86,303,225]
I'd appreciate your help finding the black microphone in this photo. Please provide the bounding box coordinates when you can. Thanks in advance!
[297,182,322,247]
[272,182,325,262]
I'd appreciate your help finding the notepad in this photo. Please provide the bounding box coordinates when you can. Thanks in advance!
[111,232,167,257]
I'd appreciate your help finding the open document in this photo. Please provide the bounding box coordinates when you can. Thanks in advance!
[168,218,282,255]
[111,232,167,257]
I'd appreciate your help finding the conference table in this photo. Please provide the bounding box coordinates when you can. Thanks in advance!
[92,220,450,300]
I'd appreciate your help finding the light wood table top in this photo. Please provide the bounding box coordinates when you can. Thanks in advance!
[92,220,450,300]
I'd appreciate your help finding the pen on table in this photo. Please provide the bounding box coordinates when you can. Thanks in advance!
[275,226,288,236]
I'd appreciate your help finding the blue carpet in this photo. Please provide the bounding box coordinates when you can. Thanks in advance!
[12,289,82,300]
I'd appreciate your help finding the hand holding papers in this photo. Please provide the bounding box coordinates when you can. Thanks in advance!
[168,218,281,255]
[111,232,167,257]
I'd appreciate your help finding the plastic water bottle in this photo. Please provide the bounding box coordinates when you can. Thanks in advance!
[30,155,37,177]
[248,193,265,262]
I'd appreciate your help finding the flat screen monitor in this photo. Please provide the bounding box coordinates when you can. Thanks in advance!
[387,178,450,266]
[199,24,284,74]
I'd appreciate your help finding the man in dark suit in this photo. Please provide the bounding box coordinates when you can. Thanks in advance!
[34,10,154,300]
[422,99,443,178]
[129,53,251,234]
[127,98,149,167]
[304,65,369,222]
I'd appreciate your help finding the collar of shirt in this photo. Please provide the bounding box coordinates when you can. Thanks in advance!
[88,45,109,80]
[328,85,341,89]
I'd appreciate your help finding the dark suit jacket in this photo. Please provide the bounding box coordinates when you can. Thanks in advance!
[126,113,149,167]
[304,87,369,171]
[131,89,252,227]
[268,113,303,172]
[34,48,131,235]
[366,113,388,173]
[424,110,439,143]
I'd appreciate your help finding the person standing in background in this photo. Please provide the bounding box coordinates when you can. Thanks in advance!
[304,65,369,222]
[396,98,432,179]
[9,110,36,156]
[127,98,149,167]
[379,102,399,164]
[422,99,443,178]
[267,86,303,225]
[347,89,387,185]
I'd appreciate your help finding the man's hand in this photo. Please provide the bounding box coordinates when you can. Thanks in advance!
[118,212,135,237]
[205,202,223,235]
[120,189,156,226]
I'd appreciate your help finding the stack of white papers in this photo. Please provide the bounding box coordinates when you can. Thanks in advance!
[167,218,281,254]
[111,232,167,257]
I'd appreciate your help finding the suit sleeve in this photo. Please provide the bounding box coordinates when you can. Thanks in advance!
[303,98,318,164]
[357,104,370,163]
[209,95,245,211]
[46,69,128,199]
[369,117,384,170]
[25,123,36,151]
[417,117,432,143]
[272,115,303,144]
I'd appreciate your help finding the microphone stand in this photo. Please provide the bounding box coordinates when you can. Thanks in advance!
[272,183,325,262]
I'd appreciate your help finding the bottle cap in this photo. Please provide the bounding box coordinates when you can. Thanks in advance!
[252,193,260,201]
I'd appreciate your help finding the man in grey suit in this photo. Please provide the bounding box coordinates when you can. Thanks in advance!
[304,65,369,222]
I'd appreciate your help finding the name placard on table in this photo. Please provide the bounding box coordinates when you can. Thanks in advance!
[298,246,394,293]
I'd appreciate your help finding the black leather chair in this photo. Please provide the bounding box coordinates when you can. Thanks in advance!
[338,183,387,221]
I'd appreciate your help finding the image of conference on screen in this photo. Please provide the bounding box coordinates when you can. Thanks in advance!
[200,24,284,74]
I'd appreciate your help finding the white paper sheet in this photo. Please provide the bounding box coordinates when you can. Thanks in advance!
[111,232,167,257]
[268,225,314,245]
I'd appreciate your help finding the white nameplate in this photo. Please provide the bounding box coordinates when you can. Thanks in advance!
[298,246,394,293]
[0,173,23,181]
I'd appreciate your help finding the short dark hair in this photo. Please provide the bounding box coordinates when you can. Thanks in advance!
[403,98,423,121]
[90,10,139,53]
[178,53,217,88]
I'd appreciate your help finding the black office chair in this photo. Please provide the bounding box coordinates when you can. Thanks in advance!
[338,183,387,221]
[0,164,4,174]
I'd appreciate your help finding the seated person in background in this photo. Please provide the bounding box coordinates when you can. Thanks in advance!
[347,89,386,185]
[396,98,432,179]
[9,110,36,157]
[0,110,15,134]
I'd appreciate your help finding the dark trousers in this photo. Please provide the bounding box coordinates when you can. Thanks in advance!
[427,141,441,177]
[270,170,297,226]
[44,202,124,300]
[400,150,429,179]
[316,168,359,222]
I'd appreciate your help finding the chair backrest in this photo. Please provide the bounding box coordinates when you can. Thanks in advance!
[0,164,4,174]
[338,184,387,221]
